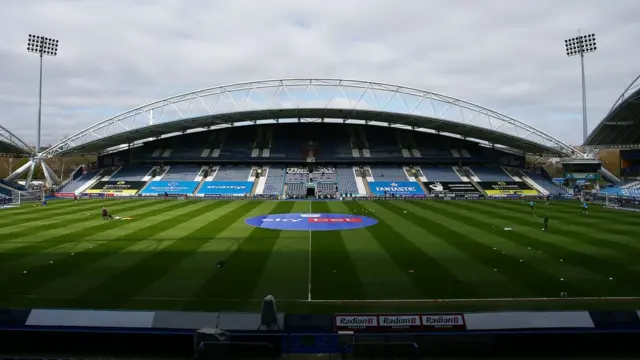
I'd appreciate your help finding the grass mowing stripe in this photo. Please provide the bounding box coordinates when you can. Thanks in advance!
[412,201,599,297]
[309,201,366,300]
[461,200,640,264]
[134,201,276,307]
[438,201,629,296]
[345,200,473,299]
[525,200,640,226]
[484,204,640,246]
[488,201,640,257]
[494,201,640,237]
[0,201,181,268]
[380,200,569,298]
[68,201,243,308]
[0,201,192,298]
[0,200,115,226]
[451,201,640,290]
[0,199,84,215]
[184,201,297,310]
[359,201,512,298]
[328,202,422,300]
[249,201,310,300]
[0,201,159,239]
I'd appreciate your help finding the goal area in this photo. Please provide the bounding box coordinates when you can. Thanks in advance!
[10,189,45,205]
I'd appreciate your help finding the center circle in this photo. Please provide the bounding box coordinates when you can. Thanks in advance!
[245,213,378,231]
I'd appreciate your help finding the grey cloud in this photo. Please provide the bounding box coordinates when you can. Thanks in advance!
[1,0,639,148]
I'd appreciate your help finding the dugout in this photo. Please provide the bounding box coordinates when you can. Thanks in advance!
[3,309,640,358]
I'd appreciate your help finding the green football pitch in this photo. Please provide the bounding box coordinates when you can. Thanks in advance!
[1,198,640,313]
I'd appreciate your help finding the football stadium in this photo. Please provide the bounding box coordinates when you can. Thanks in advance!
[2,78,640,357]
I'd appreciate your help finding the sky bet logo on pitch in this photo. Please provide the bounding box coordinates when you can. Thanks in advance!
[245,213,377,231]
[369,181,424,195]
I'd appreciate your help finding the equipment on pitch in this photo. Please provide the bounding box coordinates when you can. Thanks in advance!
[258,295,280,330]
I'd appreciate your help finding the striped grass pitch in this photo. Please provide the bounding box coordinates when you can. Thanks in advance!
[1,198,640,313]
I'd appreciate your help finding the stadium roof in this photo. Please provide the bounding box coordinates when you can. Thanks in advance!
[0,125,32,156]
[40,78,583,158]
[585,74,640,148]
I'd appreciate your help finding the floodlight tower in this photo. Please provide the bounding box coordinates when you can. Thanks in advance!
[565,32,597,144]
[12,34,62,188]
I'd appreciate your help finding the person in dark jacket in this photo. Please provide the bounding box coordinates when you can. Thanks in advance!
[101,207,113,220]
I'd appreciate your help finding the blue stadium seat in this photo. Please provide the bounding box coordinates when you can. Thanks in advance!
[262,166,285,195]
[422,167,462,182]
[470,166,512,181]
[110,166,153,181]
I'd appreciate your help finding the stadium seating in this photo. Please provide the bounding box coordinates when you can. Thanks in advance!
[109,166,152,181]
[0,178,27,191]
[219,128,255,159]
[283,166,337,197]
[470,166,512,181]
[57,169,102,193]
[309,167,337,182]
[336,166,359,194]
[167,132,209,159]
[366,128,403,158]
[285,169,308,183]
[369,166,408,181]
[162,165,201,180]
[214,165,251,181]
[269,133,305,159]
[286,182,306,197]
[262,166,285,195]
[315,128,353,160]
[316,182,335,194]
[0,186,11,198]
[422,166,462,181]
[621,180,640,189]
[524,171,569,195]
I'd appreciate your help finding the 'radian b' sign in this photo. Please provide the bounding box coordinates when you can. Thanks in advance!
[334,313,466,332]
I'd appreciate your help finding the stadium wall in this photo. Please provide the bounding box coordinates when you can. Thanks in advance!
[1,308,640,357]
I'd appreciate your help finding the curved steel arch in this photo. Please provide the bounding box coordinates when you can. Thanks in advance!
[0,125,33,155]
[607,74,640,115]
[41,78,581,157]
[585,73,640,146]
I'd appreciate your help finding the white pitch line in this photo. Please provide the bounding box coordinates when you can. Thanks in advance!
[307,200,312,301]
[10,294,640,303]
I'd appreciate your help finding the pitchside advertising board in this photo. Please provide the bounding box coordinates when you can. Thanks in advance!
[85,181,147,195]
[197,181,253,195]
[139,181,199,195]
[368,181,425,196]
[334,314,466,332]
[477,181,539,195]
[424,182,479,194]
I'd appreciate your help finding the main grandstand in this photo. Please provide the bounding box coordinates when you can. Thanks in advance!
[45,78,577,199]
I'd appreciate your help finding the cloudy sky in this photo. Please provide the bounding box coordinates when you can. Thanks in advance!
[1,0,639,149]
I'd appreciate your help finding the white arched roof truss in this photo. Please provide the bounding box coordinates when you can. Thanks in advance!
[0,125,33,155]
[41,78,581,157]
